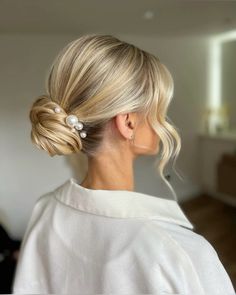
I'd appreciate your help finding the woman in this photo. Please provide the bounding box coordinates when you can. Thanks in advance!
[12,34,235,294]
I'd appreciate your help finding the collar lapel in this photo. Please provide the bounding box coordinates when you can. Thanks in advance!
[54,178,194,230]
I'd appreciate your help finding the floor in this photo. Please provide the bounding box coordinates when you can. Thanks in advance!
[181,194,236,291]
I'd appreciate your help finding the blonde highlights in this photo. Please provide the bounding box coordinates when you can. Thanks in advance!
[29,34,182,196]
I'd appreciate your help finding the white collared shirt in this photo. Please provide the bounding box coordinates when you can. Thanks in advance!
[12,178,235,294]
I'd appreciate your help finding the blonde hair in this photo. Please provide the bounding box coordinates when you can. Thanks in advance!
[30,34,182,198]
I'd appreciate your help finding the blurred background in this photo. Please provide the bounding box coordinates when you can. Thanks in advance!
[0,0,236,293]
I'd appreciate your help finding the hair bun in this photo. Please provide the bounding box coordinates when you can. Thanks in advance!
[29,95,82,156]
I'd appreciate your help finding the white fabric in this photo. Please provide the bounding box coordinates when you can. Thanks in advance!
[12,177,235,294]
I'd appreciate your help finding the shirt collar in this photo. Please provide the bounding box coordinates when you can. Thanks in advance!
[54,177,194,230]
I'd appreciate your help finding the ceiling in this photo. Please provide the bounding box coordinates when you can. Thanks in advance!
[0,0,236,36]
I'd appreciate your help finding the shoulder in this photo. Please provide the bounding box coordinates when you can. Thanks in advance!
[18,189,57,248]
[27,191,55,225]
[12,191,54,293]
[35,190,55,209]
[144,220,235,294]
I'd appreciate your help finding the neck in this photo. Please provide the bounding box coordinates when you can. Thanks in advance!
[80,152,135,192]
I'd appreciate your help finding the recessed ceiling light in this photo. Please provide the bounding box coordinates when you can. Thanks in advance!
[143,10,154,20]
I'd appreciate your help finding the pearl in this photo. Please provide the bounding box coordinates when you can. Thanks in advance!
[66,115,78,127]
[54,107,61,113]
[75,122,83,130]
[80,131,87,138]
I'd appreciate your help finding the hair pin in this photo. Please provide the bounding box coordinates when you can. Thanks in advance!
[65,115,87,138]
[54,106,61,113]
[54,108,87,138]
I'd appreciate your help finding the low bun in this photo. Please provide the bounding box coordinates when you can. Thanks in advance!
[29,95,83,157]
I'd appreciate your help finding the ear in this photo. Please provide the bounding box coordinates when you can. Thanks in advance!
[115,113,136,140]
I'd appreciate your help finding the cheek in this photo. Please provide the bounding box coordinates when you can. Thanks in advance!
[139,117,159,145]
[146,126,158,146]
[150,127,160,150]
[153,132,159,146]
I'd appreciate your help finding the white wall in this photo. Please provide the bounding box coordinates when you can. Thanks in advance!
[0,33,209,239]
[222,40,236,129]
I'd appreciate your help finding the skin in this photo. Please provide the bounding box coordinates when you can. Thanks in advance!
[80,112,160,192]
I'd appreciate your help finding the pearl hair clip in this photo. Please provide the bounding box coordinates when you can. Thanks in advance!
[54,106,87,138]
